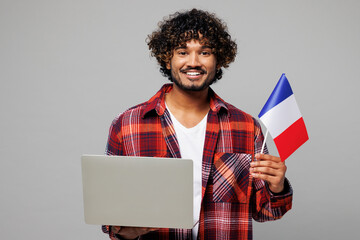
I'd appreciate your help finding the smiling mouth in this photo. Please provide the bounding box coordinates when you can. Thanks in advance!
[186,72,201,76]
[180,68,206,77]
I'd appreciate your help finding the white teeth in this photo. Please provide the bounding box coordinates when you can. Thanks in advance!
[186,72,201,76]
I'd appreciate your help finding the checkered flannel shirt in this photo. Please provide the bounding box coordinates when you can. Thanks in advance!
[102,84,293,240]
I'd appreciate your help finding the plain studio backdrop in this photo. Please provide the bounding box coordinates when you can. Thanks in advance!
[0,0,359,239]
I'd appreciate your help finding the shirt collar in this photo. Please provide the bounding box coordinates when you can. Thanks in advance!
[141,83,229,118]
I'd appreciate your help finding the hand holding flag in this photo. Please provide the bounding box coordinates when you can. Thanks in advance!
[258,74,309,161]
[250,153,287,193]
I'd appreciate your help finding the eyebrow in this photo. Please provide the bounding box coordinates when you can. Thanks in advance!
[174,45,213,50]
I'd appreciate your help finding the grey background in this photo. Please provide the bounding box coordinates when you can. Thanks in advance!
[0,0,359,239]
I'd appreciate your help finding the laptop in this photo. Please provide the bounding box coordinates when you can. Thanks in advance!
[81,155,194,229]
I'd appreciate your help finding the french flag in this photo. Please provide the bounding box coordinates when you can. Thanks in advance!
[258,74,309,161]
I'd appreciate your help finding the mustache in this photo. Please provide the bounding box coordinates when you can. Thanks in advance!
[180,67,207,74]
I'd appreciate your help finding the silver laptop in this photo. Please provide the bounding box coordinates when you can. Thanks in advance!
[81,155,194,229]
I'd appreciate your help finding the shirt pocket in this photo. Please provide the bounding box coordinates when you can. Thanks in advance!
[212,152,251,203]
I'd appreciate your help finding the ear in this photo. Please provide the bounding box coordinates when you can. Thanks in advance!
[166,61,171,70]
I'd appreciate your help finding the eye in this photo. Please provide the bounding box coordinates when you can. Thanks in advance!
[200,50,212,56]
[177,51,187,56]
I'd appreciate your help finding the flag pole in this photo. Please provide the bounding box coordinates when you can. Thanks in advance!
[260,129,268,154]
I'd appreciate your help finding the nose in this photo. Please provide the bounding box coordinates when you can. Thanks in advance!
[187,52,201,67]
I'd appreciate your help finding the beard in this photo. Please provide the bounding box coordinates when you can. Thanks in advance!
[170,67,217,92]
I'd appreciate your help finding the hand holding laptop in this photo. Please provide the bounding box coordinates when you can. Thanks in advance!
[111,226,158,239]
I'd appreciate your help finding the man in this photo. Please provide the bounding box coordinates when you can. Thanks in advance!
[102,9,292,240]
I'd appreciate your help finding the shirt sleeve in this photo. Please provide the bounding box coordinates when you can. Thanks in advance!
[105,116,124,156]
[102,225,122,240]
[251,119,293,222]
[102,117,124,238]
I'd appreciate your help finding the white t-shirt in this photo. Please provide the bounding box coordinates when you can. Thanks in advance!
[166,105,207,239]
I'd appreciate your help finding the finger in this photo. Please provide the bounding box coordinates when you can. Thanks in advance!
[251,172,279,183]
[147,228,159,232]
[257,153,281,162]
[250,166,279,176]
[111,226,122,234]
[251,160,282,170]
[252,172,285,193]
[116,227,148,239]
[133,227,155,234]
[255,153,281,162]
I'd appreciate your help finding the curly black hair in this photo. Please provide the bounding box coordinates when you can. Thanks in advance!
[147,8,237,81]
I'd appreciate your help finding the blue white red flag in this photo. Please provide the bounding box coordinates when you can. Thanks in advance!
[258,74,308,161]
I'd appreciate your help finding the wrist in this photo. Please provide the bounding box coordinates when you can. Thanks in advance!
[269,184,284,194]
[268,179,291,196]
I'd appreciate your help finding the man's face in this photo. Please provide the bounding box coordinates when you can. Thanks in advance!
[166,39,218,92]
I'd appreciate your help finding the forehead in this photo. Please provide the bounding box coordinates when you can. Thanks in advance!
[176,39,212,49]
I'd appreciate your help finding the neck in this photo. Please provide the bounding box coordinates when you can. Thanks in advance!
[166,84,210,112]
[165,84,210,128]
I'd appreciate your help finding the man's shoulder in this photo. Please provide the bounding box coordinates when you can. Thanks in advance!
[110,101,150,126]
[110,84,169,128]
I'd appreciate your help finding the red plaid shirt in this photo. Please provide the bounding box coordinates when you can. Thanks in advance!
[102,84,293,240]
